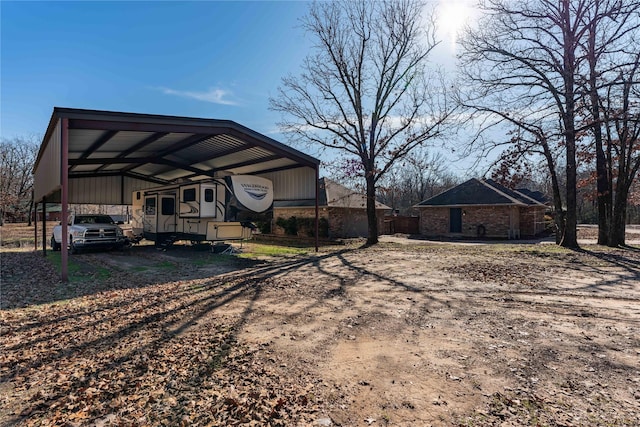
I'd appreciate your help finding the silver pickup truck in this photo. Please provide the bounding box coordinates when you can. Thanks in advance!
[51,214,126,253]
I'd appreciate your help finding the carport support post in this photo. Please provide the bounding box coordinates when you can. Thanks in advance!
[34,200,38,252]
[41,199,46,255]
[315,166,319,252]
[61,118,69,282]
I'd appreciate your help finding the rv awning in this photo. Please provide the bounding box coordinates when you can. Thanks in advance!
[34,107,320,204]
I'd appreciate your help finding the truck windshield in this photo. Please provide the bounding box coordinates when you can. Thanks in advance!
[76,215,115,224]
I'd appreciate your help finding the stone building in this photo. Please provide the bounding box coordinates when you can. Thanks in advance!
[415,178,548,239]
[273,178,390,238]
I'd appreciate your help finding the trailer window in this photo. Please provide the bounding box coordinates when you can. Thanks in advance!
[183,188,196,202]
[145,198,156,215]
[161,197,175,215]
[204,188,214,202]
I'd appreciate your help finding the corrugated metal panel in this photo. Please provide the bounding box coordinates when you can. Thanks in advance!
[123,177,158,204]
[69,176,121,204]
[100,131,155,152]
[232,158,295,175]
[34,119,62,201]
[188,147,274,171]
[68,130,105,156]
[259,167,316,200]
[181,134,244,158]
[155,168,193,182]
[68,176,161,204]
[172,136,249,165]
[131,133,196,155]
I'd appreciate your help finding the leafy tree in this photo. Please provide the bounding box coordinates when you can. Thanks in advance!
[271,0,456,245]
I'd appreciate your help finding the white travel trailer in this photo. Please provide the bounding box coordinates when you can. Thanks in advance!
[131,175,273,247]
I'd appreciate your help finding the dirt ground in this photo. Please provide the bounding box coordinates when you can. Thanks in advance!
[1,228,640,426]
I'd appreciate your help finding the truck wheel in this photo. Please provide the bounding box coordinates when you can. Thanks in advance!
[51,236,61,251]
[70,239,80,254]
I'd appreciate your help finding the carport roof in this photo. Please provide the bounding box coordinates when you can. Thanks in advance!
[35,107,319,190]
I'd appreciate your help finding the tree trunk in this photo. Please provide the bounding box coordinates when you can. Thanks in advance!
[27,194,34,226]
[585,16,613,246]
[560,2,579,249]
[365,173,379,246]
[540,137,565,244]
[562,131,579,248]
[610,174,632,246]
[611,190,627,246]
[591,87,612,245]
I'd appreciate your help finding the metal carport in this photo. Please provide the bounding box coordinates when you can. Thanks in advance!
[33,107,320,281]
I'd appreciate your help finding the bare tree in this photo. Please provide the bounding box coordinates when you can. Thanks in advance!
[0,136,39,225]
[270,0,456,245]
[579,0,640,246]
[600,50,640,245]
[459,0,640,248]
[378,150,458,212]
[458,0,599,248]
[459,105,568,242]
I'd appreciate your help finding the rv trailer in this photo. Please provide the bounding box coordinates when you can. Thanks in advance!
[131,175,273,247]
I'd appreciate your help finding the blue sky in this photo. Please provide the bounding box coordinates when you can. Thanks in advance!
[1,0,476,174]
[1,1,313,137]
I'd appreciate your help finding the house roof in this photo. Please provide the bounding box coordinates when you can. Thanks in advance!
[274,178,391,210]
[516,188,550,205]
[415,178,547,208]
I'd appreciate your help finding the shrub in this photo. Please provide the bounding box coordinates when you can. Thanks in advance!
[275,216,329,237]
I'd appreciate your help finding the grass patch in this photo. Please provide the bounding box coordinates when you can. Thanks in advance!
[238,243,308,258]
[156,261,177,269]
[46,252,111,282]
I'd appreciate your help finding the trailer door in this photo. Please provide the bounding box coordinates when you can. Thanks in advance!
[158,195,177,233]
[144,196,157,234]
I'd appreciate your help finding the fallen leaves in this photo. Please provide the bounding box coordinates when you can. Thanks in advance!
[1,268,321,426]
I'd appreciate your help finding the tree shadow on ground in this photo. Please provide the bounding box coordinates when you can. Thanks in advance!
[0,245,264,309]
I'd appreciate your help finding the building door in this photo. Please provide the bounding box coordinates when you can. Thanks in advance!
[450,208,462,233]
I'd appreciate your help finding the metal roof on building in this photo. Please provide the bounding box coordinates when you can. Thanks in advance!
[34,107,320,204]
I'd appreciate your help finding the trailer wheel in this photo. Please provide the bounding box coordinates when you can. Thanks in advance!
[476,224,486,238]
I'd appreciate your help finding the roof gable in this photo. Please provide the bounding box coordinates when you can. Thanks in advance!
[416,178,546,207]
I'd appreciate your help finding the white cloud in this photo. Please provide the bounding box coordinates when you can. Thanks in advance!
[158,86,239,106]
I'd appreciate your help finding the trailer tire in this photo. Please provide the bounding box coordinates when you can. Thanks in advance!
[477,224,486,238]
